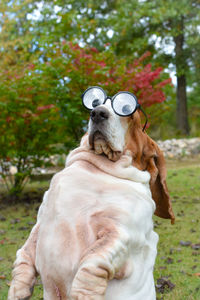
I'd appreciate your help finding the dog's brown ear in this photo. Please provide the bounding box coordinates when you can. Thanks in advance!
[145,138,175,224]
[125,112,174,223]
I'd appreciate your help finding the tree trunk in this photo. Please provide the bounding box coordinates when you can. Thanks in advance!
[174,17,190,135]
[176,74,190,135]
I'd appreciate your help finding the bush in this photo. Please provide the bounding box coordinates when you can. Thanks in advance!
[0,43,171,198]
[0,65,64,198]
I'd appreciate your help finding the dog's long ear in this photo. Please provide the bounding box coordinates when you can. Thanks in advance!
[144,138,175,224]
[125,112,175,224]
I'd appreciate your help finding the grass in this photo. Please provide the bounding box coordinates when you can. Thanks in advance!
[0,163,200,299]
[154,163,200,300]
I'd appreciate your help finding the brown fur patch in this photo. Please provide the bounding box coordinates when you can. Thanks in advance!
[124,112,175,223]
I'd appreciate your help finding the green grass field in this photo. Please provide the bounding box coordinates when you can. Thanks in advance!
[0,163,200,299]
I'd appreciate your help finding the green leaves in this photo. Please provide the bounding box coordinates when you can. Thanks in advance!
[2,0,198,197]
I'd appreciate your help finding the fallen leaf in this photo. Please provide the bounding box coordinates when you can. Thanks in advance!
[156,277,175,294]
[191,243,200,250]
[192,252,200,256]
[180,241,192,246]
[161,256,166,260]
[172,172,177,176]
[154,220,162,227]
[0,275,6,280]
[10,218,21,224]
[0,215,6,221]
[177,211,185,217]
[18,226,29,231]
[9,241,16,245]
[175,247,182,252]
[192,198,200,203]
[165,257,173,264]
[193,273,200,277]
[27,221,35,225]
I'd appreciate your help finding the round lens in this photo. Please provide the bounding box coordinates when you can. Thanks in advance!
[112,92,137,116]
[82,87,106,110]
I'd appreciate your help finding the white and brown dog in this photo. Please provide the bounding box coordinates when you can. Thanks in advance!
[8,88,174,300]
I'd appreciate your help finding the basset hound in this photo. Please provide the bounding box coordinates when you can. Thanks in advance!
[8,88,174,300]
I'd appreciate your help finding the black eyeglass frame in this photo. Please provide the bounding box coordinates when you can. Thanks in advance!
[82,86,140,117]
[82,86,148,131]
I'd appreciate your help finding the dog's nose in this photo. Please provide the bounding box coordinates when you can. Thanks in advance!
[90,107,109,123]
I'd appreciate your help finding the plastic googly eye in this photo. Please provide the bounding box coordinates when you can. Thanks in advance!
[112,92,138,116]
[82,87,106,110]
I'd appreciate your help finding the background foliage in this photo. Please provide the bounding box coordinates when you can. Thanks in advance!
[0,0,199,195]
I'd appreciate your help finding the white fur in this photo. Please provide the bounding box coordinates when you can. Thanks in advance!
[8,139,158,300]
[88,99,128,152]
[8,103,159,299]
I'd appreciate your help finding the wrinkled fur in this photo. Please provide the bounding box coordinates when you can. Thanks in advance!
[8,107,174,300]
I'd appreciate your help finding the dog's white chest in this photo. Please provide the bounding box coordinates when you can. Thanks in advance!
[36,164,158,299]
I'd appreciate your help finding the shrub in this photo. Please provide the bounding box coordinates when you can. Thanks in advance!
[0,43,171,198]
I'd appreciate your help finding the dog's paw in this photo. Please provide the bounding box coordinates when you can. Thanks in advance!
[8,281,32,300]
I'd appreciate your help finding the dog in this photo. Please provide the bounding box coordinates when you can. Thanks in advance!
[8,89,174,300]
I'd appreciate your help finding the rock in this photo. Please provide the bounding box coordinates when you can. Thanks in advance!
[157,137,200,158]
[167,153,174,158]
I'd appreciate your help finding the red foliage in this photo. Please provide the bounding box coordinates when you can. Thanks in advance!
[28,64,35,70]
[61,42,171,108]
[6,116,12,123]
[37,104,55,111]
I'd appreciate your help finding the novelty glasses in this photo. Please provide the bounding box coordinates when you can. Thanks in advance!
[82,86,148,131]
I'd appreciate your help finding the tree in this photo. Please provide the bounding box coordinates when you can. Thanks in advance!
[32,42,172,146]
[0,1,173,198]
[104,0,200,135]
[3,1,199,136]
[0,40,171,197]
[144,0,199,135]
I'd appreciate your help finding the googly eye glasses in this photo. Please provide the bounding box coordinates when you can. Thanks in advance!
[82,86,148,131]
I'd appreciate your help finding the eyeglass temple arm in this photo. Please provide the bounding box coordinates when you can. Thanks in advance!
[138,105,148,132]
